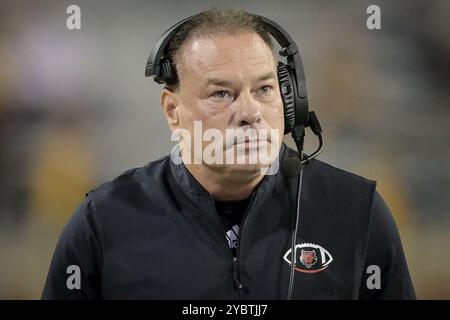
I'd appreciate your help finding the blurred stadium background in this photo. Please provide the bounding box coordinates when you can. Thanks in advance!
[0,0,449,299]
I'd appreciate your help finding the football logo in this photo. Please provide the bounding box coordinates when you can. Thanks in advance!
[283,243,333,273]
[300,249,317,268]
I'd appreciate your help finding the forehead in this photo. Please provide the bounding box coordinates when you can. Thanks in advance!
[178,32,277,83]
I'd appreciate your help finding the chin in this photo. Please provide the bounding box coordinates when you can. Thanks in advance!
[230,163,265,174]
[206,161,267,178]
[203,142,280,176]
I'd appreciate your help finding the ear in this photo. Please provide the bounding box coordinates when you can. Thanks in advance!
[160,88,180,131]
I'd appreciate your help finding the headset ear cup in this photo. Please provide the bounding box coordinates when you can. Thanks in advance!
[159,59,178,85]
[277,62,296,134]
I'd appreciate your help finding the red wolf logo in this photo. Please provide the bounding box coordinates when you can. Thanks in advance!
[300,249,317,268]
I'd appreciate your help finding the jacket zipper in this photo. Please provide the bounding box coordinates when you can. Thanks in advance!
[209,193,258,299]
[208,197,240,299]
[234,193,258,298]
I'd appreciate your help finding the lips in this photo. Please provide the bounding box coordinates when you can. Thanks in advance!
[223,128,273,149]
[233,139,270,153]
[234,139,269,148]
[235,135,271,144]
[235,138,270,145]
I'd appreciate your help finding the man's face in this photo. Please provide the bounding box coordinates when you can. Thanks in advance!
[168,31,284,175]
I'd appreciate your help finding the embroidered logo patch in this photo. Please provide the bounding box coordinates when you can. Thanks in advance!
[283,243,333,273]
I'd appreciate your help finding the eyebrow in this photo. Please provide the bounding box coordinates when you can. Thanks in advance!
[205,71,276,87]
[254,71,277,83]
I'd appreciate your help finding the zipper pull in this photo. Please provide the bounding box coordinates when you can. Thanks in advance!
[232,257,247,291]
[232,257,241,290]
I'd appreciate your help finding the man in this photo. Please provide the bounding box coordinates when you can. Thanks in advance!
[42,7,415,299]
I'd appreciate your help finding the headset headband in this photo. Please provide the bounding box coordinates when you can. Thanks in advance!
[145,16,193,80]
[145,14,311,130]
[145,15,307,98]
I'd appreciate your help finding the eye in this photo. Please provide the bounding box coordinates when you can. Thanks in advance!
[212,90,232,100]
[209,90,233,103]
[259,85,273,95]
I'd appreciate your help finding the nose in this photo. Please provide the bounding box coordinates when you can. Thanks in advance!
[235,91,262,127]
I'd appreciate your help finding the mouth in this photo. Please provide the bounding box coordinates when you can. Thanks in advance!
[234,138,270,150]
[222,128,274,150]
[234,135,272,144]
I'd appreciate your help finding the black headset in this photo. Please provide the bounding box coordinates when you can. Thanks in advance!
[145,13,324,300]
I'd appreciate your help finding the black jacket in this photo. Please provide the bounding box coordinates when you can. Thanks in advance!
[42,144,416,299]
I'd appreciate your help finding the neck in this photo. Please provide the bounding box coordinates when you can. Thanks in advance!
[184,163,264,201]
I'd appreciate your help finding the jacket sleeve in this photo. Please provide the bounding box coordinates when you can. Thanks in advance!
[41,195,103,299]
[359,190,416,299]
